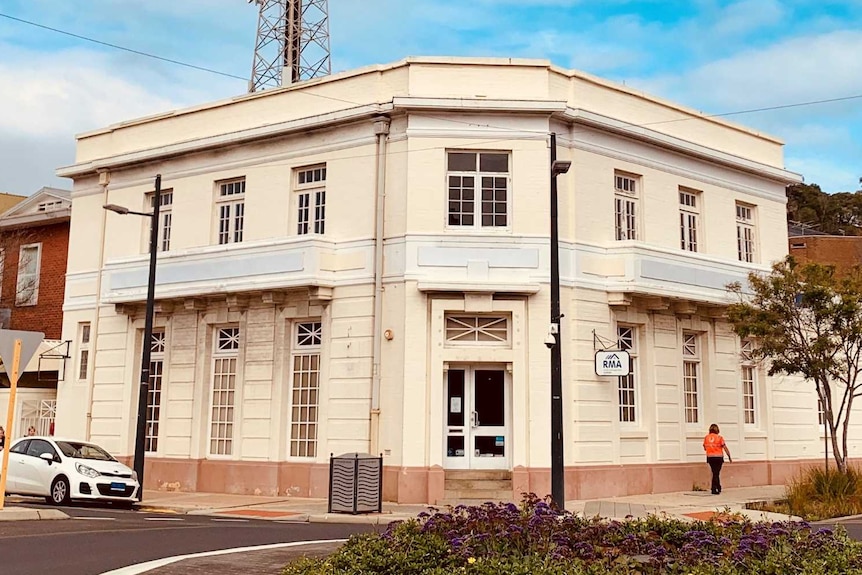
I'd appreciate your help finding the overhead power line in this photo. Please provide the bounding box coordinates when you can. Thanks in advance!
[0,12,247,81]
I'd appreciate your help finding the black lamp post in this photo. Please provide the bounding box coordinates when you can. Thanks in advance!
[549,133,571,510]
[103,174,162,501]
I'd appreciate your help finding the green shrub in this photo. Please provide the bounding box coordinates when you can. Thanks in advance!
[783,466,862,520]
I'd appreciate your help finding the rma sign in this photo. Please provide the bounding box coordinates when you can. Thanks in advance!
[594,350,631,377]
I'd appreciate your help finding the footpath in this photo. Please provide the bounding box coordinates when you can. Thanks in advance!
[1,484,795,574]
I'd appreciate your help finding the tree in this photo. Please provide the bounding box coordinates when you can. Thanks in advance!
[786,183,862,236]
[727,257,862,473]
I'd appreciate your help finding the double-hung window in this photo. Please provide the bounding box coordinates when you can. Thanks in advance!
[290,321,321,457]
[16,243,41,306]
[682,332,701,424]
[447,151,509,228]
[147,189,173,252]
[216,178,245,245]
[614,173,639,240]
[210,327,240,456]
[78,323,90,381]
[617,326,638,424]
[679,189,699,252]
[736,203,756,262]
[296,165,326,235]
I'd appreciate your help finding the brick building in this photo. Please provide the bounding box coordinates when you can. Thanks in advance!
[789,234,862,272]
[0,187,71,438]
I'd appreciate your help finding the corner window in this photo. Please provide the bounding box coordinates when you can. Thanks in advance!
[216,178,245,245]
[679,188,700,252]
[614,172,639,240]
[295,165,326,235]
[447,151,509,228]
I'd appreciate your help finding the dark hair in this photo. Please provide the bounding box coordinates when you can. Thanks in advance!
[709,423,720,434]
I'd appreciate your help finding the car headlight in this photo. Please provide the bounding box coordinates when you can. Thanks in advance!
[76,463,101,478]
[131,470,138,482]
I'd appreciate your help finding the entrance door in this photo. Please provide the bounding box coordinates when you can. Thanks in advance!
[444,368,509,470]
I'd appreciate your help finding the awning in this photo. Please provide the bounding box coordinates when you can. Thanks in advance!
[0,340,68,374]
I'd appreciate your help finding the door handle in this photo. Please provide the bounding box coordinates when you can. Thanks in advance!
[471,411,479,428]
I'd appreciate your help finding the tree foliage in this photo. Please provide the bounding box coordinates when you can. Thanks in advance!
[727,257,862,473]
[787,182,862,236]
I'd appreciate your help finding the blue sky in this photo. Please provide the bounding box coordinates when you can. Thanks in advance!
[0,0,860,194]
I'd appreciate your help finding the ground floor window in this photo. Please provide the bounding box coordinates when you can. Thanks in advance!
[210,327,239,456]
[290,321,321,457]
[145,330,166,452]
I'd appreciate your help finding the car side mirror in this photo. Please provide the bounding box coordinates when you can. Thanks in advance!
[39,452,54,464]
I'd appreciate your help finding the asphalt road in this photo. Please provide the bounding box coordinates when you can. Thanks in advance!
[1,501,373,575]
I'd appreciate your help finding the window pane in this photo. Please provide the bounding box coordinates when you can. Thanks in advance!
[479,153,508,172]
[448,152,476,171]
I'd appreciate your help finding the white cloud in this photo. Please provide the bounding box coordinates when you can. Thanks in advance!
[0,48,180,137]
[634,30,862,111]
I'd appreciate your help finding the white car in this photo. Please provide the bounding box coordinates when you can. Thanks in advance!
[4,436,140,506]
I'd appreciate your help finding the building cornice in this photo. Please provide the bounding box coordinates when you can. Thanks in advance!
[56,103,394,179]
[561,108,802,185]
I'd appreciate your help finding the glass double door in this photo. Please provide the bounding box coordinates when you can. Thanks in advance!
[444,367,509,470]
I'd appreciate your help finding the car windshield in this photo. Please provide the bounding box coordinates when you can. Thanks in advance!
[55,441,116,461]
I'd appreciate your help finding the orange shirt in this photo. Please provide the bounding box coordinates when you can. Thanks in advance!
[703,433,725,457]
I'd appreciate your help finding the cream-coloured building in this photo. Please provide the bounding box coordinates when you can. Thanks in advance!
[56,57,824,504]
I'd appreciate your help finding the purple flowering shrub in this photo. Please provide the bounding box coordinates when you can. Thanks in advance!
[282,494,862,574]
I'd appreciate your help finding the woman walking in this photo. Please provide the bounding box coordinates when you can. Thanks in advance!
[703,423,732,494]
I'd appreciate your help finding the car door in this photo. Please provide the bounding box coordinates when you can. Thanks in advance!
[6,439,31,492]
[18,439,58,495]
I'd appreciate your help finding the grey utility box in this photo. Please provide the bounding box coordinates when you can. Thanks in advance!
[328,452,383,514]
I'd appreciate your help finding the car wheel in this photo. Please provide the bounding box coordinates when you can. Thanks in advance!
[48,476,70,505]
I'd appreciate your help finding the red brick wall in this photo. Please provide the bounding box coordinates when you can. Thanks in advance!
[789,236,862,273]
[0,221,70,339]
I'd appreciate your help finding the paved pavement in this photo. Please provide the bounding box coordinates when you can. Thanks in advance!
[0,484,801,574]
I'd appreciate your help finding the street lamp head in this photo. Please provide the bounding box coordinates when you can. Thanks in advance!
[103,204,131,215]
[551,160,572,176]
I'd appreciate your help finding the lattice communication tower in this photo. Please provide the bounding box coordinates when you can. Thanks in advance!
[247,0,331,92]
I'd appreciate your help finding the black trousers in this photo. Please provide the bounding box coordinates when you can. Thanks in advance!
[707,457,724,494]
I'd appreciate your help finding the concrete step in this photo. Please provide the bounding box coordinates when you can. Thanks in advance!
[437,497,515,507]
[444,470,512,481]
[444,479,512,491]
[443,489,514,501]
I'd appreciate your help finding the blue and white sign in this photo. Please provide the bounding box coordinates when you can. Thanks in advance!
[594,350,631,376]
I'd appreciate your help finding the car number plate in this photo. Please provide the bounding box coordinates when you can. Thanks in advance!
[110,482,126,491]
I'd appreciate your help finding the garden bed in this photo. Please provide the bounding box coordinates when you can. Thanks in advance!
[282,495,862,574]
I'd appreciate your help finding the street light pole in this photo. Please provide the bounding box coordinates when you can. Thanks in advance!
[105,174,161,501]
[549,133,570,510]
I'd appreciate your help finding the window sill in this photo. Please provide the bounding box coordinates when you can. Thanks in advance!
[620,430,648,440]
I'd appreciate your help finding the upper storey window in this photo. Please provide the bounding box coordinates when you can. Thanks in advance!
[447,151,509,228]
[614,172,639,241]
[679,188,700,252]
[216,178,245,245]
[296,165,326,236]
[736,202,756,263]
